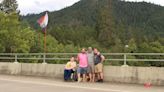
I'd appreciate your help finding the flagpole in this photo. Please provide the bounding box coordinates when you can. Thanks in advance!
[38,31,40,48]
[44,28,47,53]
[43,28,47,64]
[37,12,48,64]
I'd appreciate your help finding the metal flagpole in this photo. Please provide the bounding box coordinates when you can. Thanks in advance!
[43,28,47,64]
[44,28,47,53]
[38,30,41,48]
[37,12,48,64]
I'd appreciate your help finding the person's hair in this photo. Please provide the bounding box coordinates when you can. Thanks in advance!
[88,47,93,50]
[71,55,75,58]
[94,48,97,50]
[82,47,86,50]
[81,48,86,51]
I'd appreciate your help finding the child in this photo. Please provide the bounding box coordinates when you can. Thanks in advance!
[64,56,77,81]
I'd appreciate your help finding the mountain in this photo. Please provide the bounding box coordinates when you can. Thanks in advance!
[22,0,164,52]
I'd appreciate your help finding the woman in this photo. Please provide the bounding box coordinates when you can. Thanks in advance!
[64,56,77,81]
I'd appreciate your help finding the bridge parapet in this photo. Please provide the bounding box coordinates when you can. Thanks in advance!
[0,62,164,86]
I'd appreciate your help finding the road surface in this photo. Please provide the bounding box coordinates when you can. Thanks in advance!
[0,75,163,92]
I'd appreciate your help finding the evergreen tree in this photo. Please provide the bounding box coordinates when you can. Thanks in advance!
[96,0,116,47]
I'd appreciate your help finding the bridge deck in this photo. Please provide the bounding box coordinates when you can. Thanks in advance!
[0,75,163,92]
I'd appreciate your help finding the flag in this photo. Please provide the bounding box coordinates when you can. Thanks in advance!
[37,12,48,29]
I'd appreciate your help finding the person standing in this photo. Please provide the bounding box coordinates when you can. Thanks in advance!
[94,48,105,82]
[87,47,95,82]
[77,48,88,82]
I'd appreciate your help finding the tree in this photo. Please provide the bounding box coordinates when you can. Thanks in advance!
[127,38,137,53]
[0,12,34,53]
[111,38,123,53]
[96,0,116,47]
[0,12,19,52]
[0,0,18,14]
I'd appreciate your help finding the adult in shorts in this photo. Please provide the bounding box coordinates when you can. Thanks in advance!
[87,47,95,82]
[94,48,105,82]
[77,48,88,82]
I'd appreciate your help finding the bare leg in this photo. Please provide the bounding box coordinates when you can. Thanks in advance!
[89,73,92,82]
[97,73,100,80]
[78,73,81,82]
[92,73,95,82]
[100,72,104,80]
[82,74,86,82]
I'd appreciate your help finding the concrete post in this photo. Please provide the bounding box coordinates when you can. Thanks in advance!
[42,54,47,64]
[122,54,128,67]
[124,54,127,65]
[14,54,18,63]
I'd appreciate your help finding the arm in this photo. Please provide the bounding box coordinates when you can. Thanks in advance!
[101,55,105,62]
[76,54,80,62]
[65,62,72,70]
[72,62,77,70]
[97,52,105,62]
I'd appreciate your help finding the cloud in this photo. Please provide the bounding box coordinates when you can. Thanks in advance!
[17,0,164,15]
[17,0,80,15]
[125,0,164,6]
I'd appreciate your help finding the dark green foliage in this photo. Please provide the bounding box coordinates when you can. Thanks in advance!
[96,0,117,47]
[22,0,164,52]
[1,0,164,66]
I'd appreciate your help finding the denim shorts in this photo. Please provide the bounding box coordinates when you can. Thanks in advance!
[77,67,87,74]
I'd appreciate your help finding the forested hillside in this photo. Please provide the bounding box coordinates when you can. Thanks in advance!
[23,0,164,53]
[0,0,164,66]
[0,0,80,53]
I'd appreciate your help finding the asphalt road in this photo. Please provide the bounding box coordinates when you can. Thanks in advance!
[0,75,163,92]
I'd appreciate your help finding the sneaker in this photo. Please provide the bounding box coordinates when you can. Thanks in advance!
[96,80,101,82]
[78,78,82,82]
[99,79,103,83]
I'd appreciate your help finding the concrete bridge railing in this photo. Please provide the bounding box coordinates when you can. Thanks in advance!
[0,62,164,86]
[0,53,163,85]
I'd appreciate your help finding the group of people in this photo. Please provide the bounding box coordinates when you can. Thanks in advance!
[64,47,105,83]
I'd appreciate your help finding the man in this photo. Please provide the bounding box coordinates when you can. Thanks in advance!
[94,48,105,82]
[87,47,95,82]
[77,48,88,82]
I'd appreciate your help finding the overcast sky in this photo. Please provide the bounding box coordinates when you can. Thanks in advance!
[16,0,164,15]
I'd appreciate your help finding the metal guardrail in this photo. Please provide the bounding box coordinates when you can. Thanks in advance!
[0,53,163,65]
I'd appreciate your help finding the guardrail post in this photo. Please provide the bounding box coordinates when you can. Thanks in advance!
[124,54,127,65]
[14,54,18,63]
[42,53,47,64]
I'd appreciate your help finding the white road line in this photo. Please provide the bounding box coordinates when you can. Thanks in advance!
[0,78,132,92]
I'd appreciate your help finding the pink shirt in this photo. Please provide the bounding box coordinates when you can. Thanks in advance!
[78,53,88,67]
